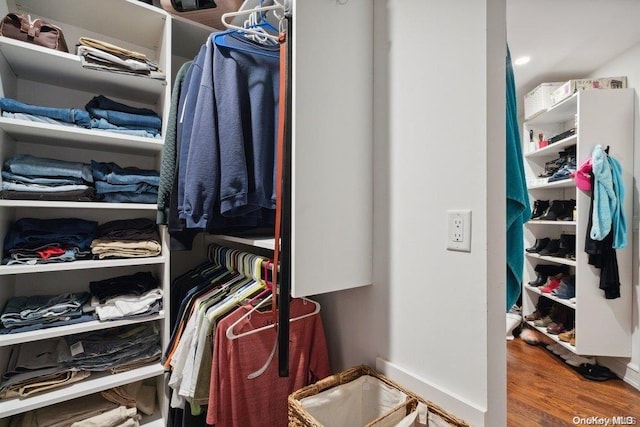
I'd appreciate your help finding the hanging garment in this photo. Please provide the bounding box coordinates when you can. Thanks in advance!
[158,60,193,225]
[585,169,621,299]
[206,298,331,427]
[505,46,530,311]
[590,145,626,248]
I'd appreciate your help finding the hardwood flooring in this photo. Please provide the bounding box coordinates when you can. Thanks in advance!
[507,338,640,426]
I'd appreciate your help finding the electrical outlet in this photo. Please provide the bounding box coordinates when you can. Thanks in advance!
[447,209,471,252]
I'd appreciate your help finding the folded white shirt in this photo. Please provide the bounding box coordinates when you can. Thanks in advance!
[95,288,163,321]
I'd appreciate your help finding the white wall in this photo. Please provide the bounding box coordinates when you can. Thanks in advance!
[316,1,506,425]
[587,42,640,388]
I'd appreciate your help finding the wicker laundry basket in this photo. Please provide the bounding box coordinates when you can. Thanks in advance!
[288,365,469,427]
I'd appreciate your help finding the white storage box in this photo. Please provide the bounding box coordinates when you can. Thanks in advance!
[550,76,627,106]
[524,82,563,120]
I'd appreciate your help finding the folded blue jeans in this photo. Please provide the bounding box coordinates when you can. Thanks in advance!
[91,161,160,186]
[5,154,93,182]
[2,171,85,186]
[98,192,158,204]
[85,95,161,130]
[0,314,94,335]
[95,181,158,194]
[89,117,160,137]
[2,182,91,193]
[2,111,77,127]
[0,98,91,127]
[1,292,90,328]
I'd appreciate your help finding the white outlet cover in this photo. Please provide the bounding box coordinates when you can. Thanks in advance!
[446,209,471,252]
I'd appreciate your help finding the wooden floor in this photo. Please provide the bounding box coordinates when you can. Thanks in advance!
[507,338,640,426]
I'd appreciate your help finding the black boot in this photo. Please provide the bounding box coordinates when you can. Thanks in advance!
[561,233,576,259]
[528,272,548,287]
[538,200,567,221]
[557,199,576,221]
[531,200,550,220]
[539,239,561,256]
[535,264,569,276]
[526,237,550,253]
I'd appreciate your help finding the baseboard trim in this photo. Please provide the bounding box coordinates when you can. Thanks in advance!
[597,357,640,390]
[376,357,486,426]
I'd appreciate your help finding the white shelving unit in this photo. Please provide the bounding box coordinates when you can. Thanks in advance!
[0,363,166,418]
[0,0,201,424]
[522,89,634,357]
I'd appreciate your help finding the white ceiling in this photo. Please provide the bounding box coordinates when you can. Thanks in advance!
[507,0,640,98]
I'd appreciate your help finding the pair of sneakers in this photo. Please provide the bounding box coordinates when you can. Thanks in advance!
[546,343,595,367]
[551,276,575,299]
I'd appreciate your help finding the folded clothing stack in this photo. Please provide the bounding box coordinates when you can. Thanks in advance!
[88,271,163,321]
[59,323,161,372]
[2,217,98,265]
[1,154,94,201]
[0,292,91,334]
[0,323,161,398]
[0,94,162,138]
[76,36,165,80]
[91,160,159,204]
[90,218,161,259]
[85,94,162,137]
[9,380,156,425]
[0,154,160,204]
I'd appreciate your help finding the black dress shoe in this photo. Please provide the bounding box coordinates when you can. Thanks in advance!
[526,237,550,253]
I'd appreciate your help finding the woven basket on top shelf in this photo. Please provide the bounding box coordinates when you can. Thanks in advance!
[288,365,469,427]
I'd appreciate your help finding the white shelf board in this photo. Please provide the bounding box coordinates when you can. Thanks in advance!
[527,178,575,190]
[0,312,165,347]
[526,220,576,226]
[524,135,577,159]
[0,37,165,104]
[0,256,166,276]
[525,93,578,125]
[14,0,167,51]
[525,321,576,354]
[525,252,576,267]
[0,200,157,210]
[0,117,163,154]
[210,235,275,250]
[0,363,166,418]
[523,285,576,309]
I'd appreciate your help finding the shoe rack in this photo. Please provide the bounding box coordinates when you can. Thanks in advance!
[521,88,634,357]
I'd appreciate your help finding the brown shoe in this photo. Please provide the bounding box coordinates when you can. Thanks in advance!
[534,315,553,327]
[525,310,543,321]
[547,322,566,335]
[559,328,575,342]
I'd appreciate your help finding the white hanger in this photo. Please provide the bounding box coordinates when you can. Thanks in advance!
[225,295,321,379]
[220,3,283,44]
[226,295,321,340]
